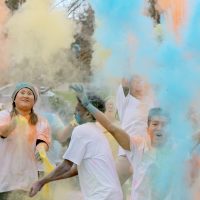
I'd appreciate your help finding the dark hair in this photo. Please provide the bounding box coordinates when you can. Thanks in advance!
[147,107,169,126]
[10,102,38,125]
[77,93,105,121]
[88,93,105,112]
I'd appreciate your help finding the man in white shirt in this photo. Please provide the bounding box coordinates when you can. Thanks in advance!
[70,84,171,200]
[116,76,156,186]
[29,93,123,200]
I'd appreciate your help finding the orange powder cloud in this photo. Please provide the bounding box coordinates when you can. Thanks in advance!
[156,0,187,39]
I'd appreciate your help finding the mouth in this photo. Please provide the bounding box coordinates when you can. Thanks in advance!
[21,99,30,103]
[156,133,162,137]
[154,132,163,138]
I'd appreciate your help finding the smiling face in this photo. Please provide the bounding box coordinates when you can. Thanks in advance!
[147,115,168,147]
[14,88,35,111]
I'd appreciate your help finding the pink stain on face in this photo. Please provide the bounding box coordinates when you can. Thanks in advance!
[0,1,10,70]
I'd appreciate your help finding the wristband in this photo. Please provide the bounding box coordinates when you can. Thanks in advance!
[86,103,98,114]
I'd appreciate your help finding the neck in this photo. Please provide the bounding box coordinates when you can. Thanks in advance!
[15,108,31,117]
[130,90,143,100]
[85,117,95,123]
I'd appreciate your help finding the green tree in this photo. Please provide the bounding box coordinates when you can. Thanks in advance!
[5,0,26,11]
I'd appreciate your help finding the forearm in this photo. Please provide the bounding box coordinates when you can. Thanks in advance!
[86,104,130,150]
[39,160,73,185]
[53,164,78,180]
[108,125,130,151]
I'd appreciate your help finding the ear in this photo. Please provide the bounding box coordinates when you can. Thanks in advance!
[85,111,92,119]
[86,112,90,116]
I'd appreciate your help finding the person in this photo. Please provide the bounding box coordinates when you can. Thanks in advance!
[116,76,156,187]
[0,82,51,200]
[70,84,171,200]
[29,93,123,200]
[104,96,118,123]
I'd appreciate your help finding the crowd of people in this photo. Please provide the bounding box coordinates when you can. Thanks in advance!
[0,77,200,200]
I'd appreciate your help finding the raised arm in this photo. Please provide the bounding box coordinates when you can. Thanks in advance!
[121,78,130,97]
[70,84,131,151]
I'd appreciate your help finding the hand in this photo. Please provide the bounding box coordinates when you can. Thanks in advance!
[122,78,130,87]
[69,84,90,107]
[35,150,42,161]
[35,146,46,161]
[29,181,44,197]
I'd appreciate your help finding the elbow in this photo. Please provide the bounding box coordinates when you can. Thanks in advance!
[122,136,131,151]
[122,144,131,151]
[0,130,9,138]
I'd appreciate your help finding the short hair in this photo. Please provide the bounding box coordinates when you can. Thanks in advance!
[77,92,105,113]
[147,107,169,126]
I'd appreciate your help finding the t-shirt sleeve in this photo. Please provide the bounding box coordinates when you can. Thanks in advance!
[36,117,51,146]
[0,111,11,138]
[0,110,11,127]
[130,135,145,155]
[116,85,126,120]
[63,126,88,165]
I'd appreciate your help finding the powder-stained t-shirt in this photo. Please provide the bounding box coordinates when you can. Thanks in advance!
[129,135,173,200]
[0,110,51,192]
[116,84,156,156]
[63,122,123,200]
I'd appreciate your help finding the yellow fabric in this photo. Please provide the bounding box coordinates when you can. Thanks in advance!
[96,122,119,159]
[38,149,54,200]
[104,130,119,159]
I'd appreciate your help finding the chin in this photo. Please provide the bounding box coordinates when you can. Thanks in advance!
[18,105,32,111]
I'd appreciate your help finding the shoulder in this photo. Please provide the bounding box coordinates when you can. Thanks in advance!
[72,123,96,138]
[130,135,147,151]
[36,115,50,130]
[130,135,145,144]
[37,115,49,124]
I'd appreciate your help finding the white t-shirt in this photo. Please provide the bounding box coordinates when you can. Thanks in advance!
[0,110,51,192]
[63,122,123,200]
[129,135,172,200]
[116,85,156,156]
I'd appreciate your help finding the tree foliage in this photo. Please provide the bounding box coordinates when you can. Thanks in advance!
[5,0,25,11]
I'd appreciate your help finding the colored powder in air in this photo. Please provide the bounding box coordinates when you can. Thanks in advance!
[90,0,200,198]
[156,0,188,40]
[0,1,10,71]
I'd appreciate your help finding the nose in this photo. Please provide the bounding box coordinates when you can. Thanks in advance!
[155,124,162,131]
[22,93,29,98]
